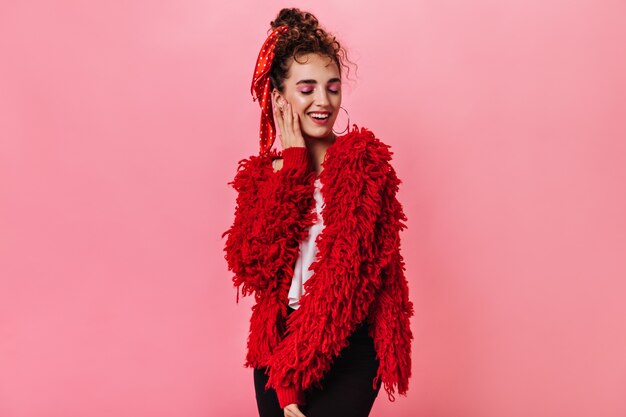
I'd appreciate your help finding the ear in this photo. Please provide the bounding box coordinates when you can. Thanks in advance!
[271,89,284,109]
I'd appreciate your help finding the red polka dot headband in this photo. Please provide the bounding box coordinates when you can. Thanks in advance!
[250,25,289,156]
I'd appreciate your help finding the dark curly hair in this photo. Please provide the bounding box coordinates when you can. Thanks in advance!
[268,8,357,93]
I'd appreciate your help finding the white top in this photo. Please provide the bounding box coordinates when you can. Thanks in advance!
[288,177,325,310]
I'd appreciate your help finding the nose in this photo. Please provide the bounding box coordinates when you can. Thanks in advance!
[314,88,330,107]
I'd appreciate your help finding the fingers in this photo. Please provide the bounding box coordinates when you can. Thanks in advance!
[272,99,304,149]
[272,97,282,126]
[273,98,285,146]
[284,102,293,135]
[292,109,301,136]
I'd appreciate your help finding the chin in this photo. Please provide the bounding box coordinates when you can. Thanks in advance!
[302,117,338,138]
[302,127,334,139]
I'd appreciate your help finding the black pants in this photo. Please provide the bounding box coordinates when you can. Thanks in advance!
[254,307,382,417]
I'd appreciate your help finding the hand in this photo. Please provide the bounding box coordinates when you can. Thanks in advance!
[284,403,306,417]
[273,97,306,150]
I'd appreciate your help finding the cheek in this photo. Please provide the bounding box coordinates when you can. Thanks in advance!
[289,98,308,115]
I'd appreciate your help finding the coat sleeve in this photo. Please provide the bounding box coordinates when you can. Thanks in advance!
[266,141,410,408]
[367,163,414,402]
[221,146,316,302]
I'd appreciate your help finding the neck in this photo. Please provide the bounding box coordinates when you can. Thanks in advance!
[303,132,337,175]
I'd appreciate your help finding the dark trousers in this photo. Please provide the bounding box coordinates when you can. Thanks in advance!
[254,306,382,417]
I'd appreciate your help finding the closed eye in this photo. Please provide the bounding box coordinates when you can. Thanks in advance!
[300,88,341,95]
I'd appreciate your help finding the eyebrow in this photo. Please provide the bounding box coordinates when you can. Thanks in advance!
[295,78,342,85]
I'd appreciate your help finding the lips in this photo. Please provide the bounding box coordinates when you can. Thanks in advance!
[308,111,331,125]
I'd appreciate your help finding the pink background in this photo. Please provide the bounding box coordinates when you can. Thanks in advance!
[1,1,625,416]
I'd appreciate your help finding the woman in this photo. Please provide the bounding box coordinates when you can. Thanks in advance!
[222,8,414,417]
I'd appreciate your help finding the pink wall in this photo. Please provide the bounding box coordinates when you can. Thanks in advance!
[1,1,625,416]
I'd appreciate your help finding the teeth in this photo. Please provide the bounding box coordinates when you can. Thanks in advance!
[310,113,329,119]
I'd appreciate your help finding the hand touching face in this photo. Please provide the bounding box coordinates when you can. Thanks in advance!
[272,96,305,149]
[272,52,342,143]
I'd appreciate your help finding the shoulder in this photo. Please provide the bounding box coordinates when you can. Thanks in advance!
[234,145,286,173]
[331,124,396,179]
[234,149,278,171]
[338,126,405,214]
[336,124,393,159]
[228,149,280,190]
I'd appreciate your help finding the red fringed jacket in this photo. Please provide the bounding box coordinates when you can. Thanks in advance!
[222,125,414,409]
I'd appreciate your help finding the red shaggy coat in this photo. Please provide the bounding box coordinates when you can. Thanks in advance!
[222,125,414,408]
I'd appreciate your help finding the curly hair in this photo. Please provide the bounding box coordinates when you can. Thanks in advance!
[268,7,357,93]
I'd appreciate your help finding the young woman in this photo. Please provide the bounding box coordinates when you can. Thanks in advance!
[222,8,414,417]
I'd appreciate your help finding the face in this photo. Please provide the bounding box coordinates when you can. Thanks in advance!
[272,53,342,140]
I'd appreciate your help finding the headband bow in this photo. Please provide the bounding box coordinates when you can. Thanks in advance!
[250,25,289,156]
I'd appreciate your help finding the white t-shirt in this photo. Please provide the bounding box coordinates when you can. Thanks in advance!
[288,177,325,309]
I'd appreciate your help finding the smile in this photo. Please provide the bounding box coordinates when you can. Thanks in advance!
[308,112,331,125]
